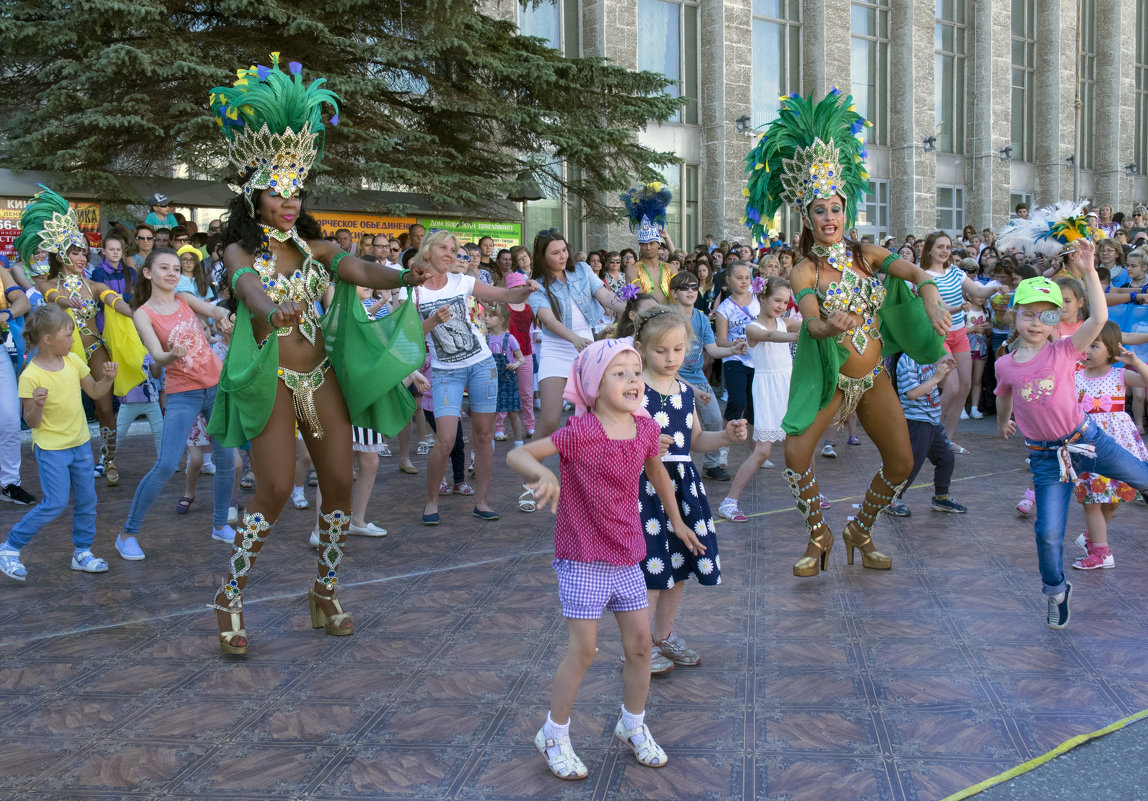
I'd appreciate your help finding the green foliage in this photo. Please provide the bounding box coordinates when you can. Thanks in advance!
[0,1,682,221]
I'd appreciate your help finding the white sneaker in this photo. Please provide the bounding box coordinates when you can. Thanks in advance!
[291,489,309,510]
[349,522,387,537]
[309,530,321,549]
[201,461,217,475]
[761,459,774,469]
[227,505,239,525]
[970,406,984,419]
[960,409,969,420]
[212,525,236,543]
[821,443,837,458]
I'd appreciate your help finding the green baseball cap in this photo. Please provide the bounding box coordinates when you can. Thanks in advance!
[1013,276,1063,308]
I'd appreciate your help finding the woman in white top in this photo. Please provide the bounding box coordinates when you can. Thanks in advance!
[414,230,537,525]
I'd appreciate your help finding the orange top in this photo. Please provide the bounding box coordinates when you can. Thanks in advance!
[143,297,221,394]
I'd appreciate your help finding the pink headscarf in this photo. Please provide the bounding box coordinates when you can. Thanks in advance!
[562,338,647,417]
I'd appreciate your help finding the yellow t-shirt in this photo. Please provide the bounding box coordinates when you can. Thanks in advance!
[18,353,92,450]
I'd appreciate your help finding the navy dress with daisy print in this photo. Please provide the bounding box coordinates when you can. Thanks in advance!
[638,381,721,590]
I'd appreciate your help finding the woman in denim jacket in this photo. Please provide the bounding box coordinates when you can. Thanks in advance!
[529,229,627,437]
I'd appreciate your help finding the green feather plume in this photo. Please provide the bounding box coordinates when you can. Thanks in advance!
[743,89,872,243]
[14,185,85,266]
[209,52,339,142]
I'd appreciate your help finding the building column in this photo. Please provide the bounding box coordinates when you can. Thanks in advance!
[889,1,936,237]
[965,0,1013,229]
[701,1,753,243]
[1093,0,1138,210]
[1033,0,1076,204]
[582,0,638,250]
[801,0,851,96]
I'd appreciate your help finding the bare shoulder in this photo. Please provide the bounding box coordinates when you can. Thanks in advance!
[223,242,255,268]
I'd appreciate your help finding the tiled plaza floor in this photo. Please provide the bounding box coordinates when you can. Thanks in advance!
[1,418,1146,800]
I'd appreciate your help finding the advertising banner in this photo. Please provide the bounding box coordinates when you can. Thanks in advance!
[310,211,417,243]
[0,198,100,261]
[419,218,522,250]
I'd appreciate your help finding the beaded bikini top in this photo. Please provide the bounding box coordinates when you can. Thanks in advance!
[61,274,99,326]
[812,241,886,354]
[256,226,330,344]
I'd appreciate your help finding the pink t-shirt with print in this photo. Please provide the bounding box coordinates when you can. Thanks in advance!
[995,337,1087,441]
[550,413,660,566]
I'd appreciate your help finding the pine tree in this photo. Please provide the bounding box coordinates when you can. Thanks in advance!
[0,0,681,220]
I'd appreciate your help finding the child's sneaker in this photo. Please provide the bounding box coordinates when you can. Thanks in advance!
[201,460,217,475]
[1073,546,1114,570]
[1016,489,1035,516]
[930,495,967,513]
[887,498,911,517]
[1047,583,1071,630]
[0,543,27,581]
[656,631,701,666]
[718,498,747,523]
[819,494,831,509]
[820,443,838,458]
[291,488,309,509]
[71,550,109,573]
[970,406,984,419]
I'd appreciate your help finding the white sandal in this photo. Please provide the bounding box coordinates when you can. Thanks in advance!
[518,488,537,513]
[534,727,588,780]
[614,719,668,767]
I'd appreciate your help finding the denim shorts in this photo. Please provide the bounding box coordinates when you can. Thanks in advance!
[431,357,498,418]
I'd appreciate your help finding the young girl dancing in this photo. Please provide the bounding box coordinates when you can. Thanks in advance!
[0,305,117,581]
[1071,321,1148,570]
[117,248,237,559]
[996,241,1148,629]
[506,338,704,780]
[631,306,747,670]
[719,277,799,522]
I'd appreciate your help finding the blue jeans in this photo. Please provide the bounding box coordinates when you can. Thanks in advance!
[123,386,235,533]
[691,385,727,469]
[431,357,498,418]
[1028,416,1148,595]
[7,444,97,550]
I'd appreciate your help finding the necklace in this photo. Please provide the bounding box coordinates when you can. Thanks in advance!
[255,226,330,345]
[810,241,849,271]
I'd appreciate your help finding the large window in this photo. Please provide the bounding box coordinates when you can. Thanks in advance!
[1136,0,1148,176]
[1010,0,1036,162]
[752,1,802,129]
[684,165,700,250]
[936,185,965,234]
[638,0,700,125]
[850,1,890,146]
[935,0,967,154]
[519,0,561,49]
[857,180,889,241]
[1079,0,1096,170]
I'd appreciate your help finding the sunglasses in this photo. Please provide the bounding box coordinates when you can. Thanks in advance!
[676,283,699,291]
[136,235,153,241]
[608,258,621,263]
[457,253,471,262]
[1017,309,1061,325]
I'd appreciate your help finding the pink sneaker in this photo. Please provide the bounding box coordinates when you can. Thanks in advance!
[1016,489,1034,517]
[1073,546,1114,570]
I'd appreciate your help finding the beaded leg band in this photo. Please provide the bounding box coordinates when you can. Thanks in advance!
[315,509,350,593]
[784,466,830,542]
[209,512,271,613]
[849,467,908,537]
[99,425,117,464]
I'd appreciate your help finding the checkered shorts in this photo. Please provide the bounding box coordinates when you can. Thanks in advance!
[553,559,648,619]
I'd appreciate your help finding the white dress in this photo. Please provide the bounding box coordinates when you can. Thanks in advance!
[747,319,793,442]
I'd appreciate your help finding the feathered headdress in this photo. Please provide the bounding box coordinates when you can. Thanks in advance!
[620,183,672,244]
[996,199,1100,257]
[13,185,87,267]
[209,52,340,212]
[743,88,871,243]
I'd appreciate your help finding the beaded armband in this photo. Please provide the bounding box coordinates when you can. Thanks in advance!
[329,250,348,280]
[99,289,121,305]
[794,287,817,304]
[879,253,898,274]
[916,278,938,295]
[231,266,257,292]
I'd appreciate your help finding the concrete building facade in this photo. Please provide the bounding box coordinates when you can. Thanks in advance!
[499,0,1148,251]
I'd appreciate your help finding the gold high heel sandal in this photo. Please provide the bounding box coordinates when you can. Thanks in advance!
[841,520,891,569]
[211,590,248,655]
[793,523,834,578]
[308,586,354,635]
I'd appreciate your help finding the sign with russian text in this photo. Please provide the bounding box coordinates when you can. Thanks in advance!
[311,211,417,242]
[418,218,523,250]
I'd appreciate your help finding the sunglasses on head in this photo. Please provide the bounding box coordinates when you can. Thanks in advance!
[536,227,561,238]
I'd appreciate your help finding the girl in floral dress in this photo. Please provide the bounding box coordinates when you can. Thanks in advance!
[1073,321,1148,569]
[632,306,748,670]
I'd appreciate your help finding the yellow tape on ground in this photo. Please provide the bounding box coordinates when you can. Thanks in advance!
[939,708,1148,801]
